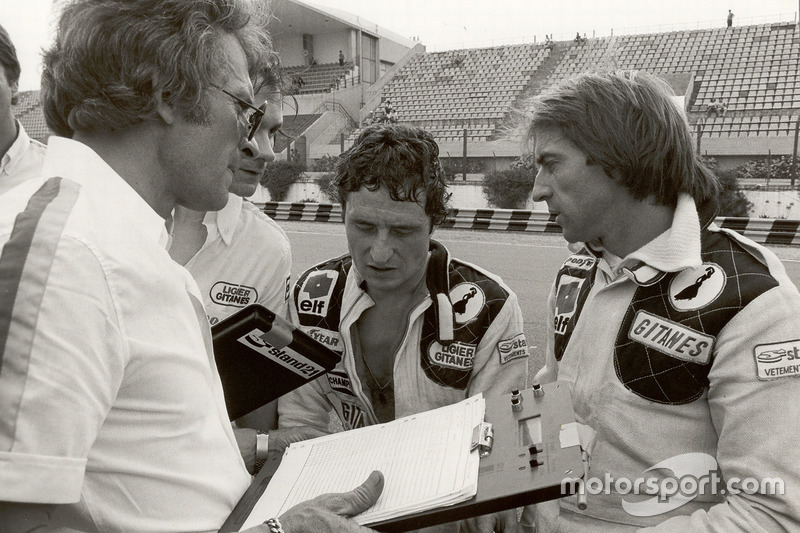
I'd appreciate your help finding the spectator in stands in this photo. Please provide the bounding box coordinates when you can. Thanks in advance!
[339,49,345,67]
[574,32,584,43]
[169,59,325,461]
[278,123,529,532]
[706,97,721,117]
[0,23,46,196]
[520,70,800,531]
[727,9,735,27]
[544,34,555,50]
[717,97,727,116]
[0,0,383,531]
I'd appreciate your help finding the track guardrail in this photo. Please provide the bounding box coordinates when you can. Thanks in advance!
[260,202,800,246]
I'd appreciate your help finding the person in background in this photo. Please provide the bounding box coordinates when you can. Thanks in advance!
[727,9,735,27]
[0,23,46,196]
[0,1,382,531]
[279,123,529,532]
[169,58,324,466]
[520,70,800,531]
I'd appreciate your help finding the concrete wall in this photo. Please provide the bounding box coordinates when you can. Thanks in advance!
[247,175,795,219]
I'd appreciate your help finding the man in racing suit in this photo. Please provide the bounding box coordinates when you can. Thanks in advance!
[278,124,529,532]
[520,70,800,531]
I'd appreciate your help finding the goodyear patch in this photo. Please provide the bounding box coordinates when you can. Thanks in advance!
[564,255,597,271]
[428,341,476,370]
[554,274,585,336]
[298,270,338,317]
[754,340,800,380]
[304,326,344,352]
[237,328,326,378]
[628,311,714,365]
[210,281,257,308]
[498,333,528,364]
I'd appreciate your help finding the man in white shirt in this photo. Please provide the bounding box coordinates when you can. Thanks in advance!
[0,23,46,196]
[170,61,323,453]
[0,1,381,532]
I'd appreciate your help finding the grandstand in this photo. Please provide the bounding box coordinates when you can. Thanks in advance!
[12,0,799,173]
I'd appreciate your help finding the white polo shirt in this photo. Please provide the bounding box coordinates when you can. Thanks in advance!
[187,194,292,326]
[0,137,250,532]
[0,121,47,196]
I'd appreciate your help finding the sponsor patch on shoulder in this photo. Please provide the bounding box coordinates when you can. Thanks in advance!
[628,310,714,365]
[210,281,257,308]
[563,255,596,271]
[754,340,800,380]
[498,333,528,364]
[428,341,476,370]
[303,326,344,352]
[668,263,725,311]
[297,270,338,317]
[449,283,485,324]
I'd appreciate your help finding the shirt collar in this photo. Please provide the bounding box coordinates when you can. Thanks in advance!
[573,194,704,285]
[203,193,242,246]
[42,136,171,248]
[2,121,30,174]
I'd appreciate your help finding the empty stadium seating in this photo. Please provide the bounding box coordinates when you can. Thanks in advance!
[284,62,356,95]
[353,20,799,142]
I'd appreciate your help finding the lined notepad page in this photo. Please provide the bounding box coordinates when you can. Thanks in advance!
[242,394,485,528]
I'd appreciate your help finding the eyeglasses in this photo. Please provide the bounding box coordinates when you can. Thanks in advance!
[215,87,266,141]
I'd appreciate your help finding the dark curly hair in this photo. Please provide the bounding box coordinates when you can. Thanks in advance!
[333,124,451,228]
[0,24,20,104]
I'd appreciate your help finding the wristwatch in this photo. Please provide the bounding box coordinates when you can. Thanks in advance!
[255,431,269,461]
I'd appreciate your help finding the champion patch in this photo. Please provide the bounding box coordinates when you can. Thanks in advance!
[498,333,528,364]
[237,328,327,378]
[628,310,714,365]
[428,341,476,370]
[303,326,344,352]
[669,263,725,311]
[450,282,484,324]
[210,281,257,308]
[554,274,585,336]
[327,370,356,396]
[754,340,800,380]
[298,270,338,317]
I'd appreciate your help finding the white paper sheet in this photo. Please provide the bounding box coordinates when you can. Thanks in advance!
[241,394,485,528]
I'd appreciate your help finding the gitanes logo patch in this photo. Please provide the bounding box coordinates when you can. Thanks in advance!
[298,270,338,317]
[628,311,714,365]
[210,281,257,308]
[428,341,476,370]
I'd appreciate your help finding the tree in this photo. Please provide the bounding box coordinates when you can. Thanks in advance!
[260,160,305,202]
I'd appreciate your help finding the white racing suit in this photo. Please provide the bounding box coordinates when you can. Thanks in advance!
[278,240,529,431]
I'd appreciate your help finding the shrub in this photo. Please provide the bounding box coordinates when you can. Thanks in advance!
[314,172,336,203]
[440,158,485,180]
[701,156,752,217]
[482,167,536,209]
[736,156,799,183]
[260,160,305,202]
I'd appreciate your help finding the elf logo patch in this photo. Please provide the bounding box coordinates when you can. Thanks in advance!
[669,263,725,311]
[210,281,257,307]
[428,341,476,370]
[554,275,584,335]
[628,311,714,364]
[498,333,528,364]
[298,270,338,317]
[450,283,484,324]
[754,340,800,380]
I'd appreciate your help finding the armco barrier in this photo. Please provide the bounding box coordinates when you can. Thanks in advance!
[259,202,800,246]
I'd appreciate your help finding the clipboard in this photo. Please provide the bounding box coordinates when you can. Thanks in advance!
[211,304,340,420]
[219,381,587,532]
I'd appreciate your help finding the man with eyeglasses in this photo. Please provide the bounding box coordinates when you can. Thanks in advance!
[0,1,382,532]
[170,59,325,465]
